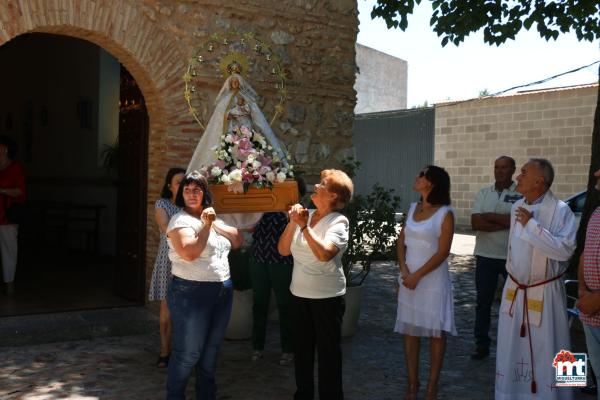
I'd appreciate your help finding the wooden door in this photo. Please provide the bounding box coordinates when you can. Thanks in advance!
[114,67,148,302]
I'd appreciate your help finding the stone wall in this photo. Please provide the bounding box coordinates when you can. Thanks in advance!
[435,84,597,229]
[0,0,358,298]
[354,43,407,113]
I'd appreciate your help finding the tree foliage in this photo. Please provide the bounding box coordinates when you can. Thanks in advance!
[340,158,402,286]
[371,0,600,47]
[342,183,402,286]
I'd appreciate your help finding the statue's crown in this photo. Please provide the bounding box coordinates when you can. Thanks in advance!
[227,61,242,75]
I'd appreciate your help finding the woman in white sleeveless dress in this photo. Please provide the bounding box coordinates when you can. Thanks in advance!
[395,165,457,400]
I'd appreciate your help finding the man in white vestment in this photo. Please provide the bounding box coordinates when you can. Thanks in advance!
[495,158,577,400]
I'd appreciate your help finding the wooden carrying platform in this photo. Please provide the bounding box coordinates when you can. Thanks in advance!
[210,180,299,213]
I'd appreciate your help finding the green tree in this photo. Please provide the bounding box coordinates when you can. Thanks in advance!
[370,0,600,267]
[411,100,429,108]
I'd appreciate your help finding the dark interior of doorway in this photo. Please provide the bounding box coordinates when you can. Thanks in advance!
[0,34,147,317]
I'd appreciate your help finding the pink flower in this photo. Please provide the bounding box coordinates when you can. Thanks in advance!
[242,169,254,183]
[227,181,244,193]
[236,138,256,160]
[258,154,272,166]
[214,160,226,169]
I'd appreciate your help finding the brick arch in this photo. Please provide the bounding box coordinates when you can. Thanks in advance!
[0,0,187,154]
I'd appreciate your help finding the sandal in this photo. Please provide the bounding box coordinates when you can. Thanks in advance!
[157,354,170,368]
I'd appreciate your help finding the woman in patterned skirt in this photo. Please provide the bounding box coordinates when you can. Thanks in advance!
[149,167,186,367]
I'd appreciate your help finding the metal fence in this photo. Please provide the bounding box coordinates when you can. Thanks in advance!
[352,108,434,213]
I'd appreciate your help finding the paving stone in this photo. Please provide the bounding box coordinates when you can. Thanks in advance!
[0,255,591,399]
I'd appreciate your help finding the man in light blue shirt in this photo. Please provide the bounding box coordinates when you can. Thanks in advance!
[470,156,522,360]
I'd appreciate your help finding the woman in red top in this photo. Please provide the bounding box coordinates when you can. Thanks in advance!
[0,135,25,294]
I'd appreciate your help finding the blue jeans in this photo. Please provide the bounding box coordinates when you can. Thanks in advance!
[584,323,600,400]
[474,255,507,349]
[166,277,233,400]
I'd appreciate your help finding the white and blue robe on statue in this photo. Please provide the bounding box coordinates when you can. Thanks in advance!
[495,190,577,400]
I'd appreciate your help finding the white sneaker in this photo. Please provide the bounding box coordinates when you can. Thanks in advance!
[251,350,263,362]
[279,352,294,366]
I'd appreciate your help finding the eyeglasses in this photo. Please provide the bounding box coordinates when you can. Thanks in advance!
[183,188,203,196]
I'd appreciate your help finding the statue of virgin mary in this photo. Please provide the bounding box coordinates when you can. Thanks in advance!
[187,70,288,174]
[186,64,289,228]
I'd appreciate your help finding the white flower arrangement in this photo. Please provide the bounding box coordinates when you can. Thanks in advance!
[203,125,294,193]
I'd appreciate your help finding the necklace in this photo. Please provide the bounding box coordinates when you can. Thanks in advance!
[418,203,436,213]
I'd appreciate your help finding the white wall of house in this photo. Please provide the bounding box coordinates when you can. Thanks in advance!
[354,43,407,114]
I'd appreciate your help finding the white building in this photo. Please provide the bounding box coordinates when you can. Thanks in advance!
[354,43,408,114]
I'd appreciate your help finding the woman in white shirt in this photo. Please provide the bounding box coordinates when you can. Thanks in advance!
[165,171,243,400]
[278,169,353,400]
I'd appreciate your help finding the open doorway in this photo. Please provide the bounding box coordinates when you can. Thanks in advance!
[0,33,147,316]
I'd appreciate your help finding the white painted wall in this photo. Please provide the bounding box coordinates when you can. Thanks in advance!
[354,43,408,114]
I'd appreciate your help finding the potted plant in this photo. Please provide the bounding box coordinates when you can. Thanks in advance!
[340,158,401,337]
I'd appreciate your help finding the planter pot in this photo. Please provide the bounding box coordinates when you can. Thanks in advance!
[225,289,253,340]
[342,284,364,337]
[210,180,299,214]
[224,289,280,340]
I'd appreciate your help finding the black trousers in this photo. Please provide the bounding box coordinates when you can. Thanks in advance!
[292,294,345,400]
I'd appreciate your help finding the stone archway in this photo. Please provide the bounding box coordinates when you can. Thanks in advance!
[0,0,189,304]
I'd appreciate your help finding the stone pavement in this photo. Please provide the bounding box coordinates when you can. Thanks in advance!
[0,253,592,399]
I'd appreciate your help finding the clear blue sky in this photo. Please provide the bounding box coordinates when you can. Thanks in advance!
[357,0,600,107]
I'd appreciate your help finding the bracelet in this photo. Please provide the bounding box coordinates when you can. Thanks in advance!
[300,225,308,232]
